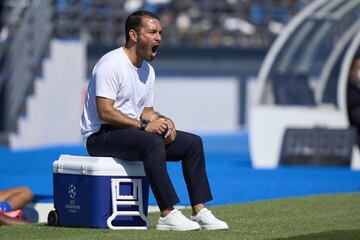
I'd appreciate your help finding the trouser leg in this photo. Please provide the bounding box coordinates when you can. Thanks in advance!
[166,131,213,206]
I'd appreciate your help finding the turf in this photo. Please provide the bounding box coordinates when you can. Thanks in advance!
[1,193,359,240]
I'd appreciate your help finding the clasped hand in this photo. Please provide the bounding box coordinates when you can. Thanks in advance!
[145,118,177,144]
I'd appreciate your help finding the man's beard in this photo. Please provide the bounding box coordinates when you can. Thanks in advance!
[137,41,154,62]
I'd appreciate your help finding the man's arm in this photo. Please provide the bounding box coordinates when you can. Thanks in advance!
[97,97,141,128]
[97,97,167,134]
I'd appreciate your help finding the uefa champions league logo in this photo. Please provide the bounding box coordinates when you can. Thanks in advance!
[68,184,76,199]
[65,184,80,212]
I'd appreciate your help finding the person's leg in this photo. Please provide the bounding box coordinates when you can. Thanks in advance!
[165,131,212,215]
[0,187,33,211]
[86,126,179,213]
[349,107,360,148]
[0,212,28,226]
[165,131,228,230]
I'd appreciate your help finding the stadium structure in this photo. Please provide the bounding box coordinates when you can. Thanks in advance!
[250,0,360,169]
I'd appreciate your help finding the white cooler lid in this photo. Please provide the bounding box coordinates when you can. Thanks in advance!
[53,154,146,176]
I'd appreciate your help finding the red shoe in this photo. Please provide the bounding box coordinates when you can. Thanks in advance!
[2,209,23,219]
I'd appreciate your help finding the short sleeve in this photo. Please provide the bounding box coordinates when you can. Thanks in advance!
[94,61,120,100]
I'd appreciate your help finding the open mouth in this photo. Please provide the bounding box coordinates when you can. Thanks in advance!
[152,45,159,54]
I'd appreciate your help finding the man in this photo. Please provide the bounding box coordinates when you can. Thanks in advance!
[0,187,33,226]
[80,10,228,231]
[347,53,360,147]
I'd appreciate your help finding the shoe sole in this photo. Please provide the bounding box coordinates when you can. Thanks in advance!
[156,225,200,231]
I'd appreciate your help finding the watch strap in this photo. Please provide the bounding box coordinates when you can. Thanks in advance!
[140,120,148,130]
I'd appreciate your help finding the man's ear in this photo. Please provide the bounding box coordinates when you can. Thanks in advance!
[129,29,138,42]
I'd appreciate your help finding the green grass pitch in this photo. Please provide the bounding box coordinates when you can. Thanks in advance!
[1,193,359,240]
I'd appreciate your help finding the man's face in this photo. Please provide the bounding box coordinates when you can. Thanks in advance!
[136,17,162,62]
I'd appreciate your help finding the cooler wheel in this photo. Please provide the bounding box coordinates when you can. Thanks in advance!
[47,210,59,226]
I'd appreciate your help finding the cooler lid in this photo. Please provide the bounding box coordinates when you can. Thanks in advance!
[53,154,146,176]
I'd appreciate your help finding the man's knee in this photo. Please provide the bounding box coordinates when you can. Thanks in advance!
[19,187,33,202]
[190,134,203,149]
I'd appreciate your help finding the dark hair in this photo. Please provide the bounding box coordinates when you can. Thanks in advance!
[125,10,160,43]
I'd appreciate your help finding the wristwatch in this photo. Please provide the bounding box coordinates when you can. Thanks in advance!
[140,120,148,130]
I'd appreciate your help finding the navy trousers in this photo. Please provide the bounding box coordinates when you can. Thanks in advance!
[86,125,213,211]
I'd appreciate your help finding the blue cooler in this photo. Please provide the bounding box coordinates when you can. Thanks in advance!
[51,155,150,229]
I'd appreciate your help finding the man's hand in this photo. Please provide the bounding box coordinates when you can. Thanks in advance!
[162,118,176,144]
[141,107,177,144]
[145,118,167,135]
[141,107,159,122]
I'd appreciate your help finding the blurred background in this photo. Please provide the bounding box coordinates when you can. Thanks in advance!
[0,0,316,146]
[0,0,359,223]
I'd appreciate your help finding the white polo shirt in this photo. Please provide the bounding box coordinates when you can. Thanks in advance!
[80,47,155,140]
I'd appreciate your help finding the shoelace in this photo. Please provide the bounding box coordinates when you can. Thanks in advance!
[198,209,217,221]
[169,210,188,221]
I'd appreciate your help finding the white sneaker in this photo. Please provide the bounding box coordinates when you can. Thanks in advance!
[156,209,200,231]
[190,208,229,230]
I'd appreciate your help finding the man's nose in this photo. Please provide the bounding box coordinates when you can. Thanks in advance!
[156,32,161,42]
